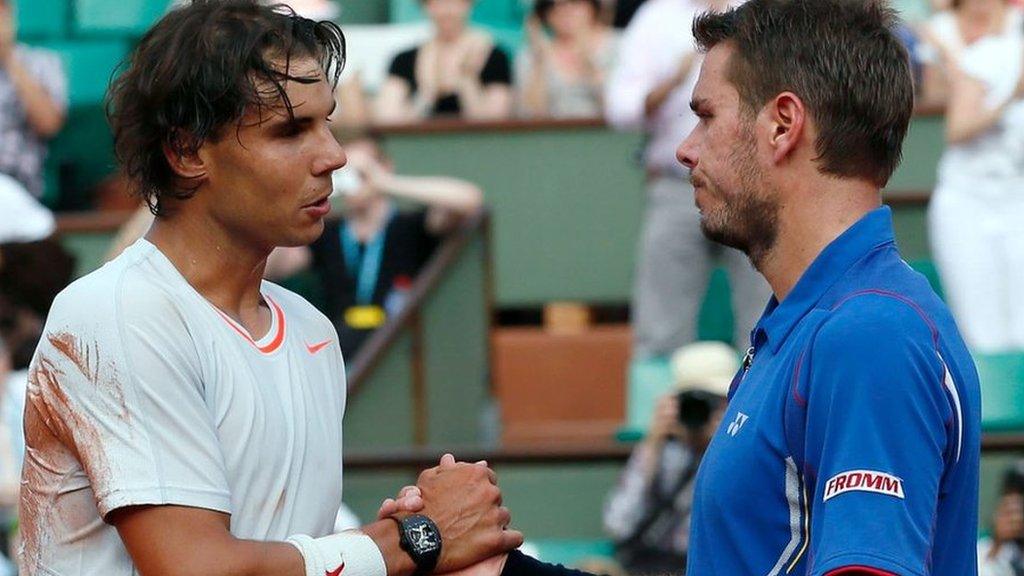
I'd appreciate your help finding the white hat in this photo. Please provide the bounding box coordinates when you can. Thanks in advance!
[670,341,740,397]
[0,173,54,244]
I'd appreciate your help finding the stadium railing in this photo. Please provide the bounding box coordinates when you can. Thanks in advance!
[344,209,494,449]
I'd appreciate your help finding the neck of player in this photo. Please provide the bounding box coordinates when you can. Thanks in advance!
[145,209,272,334]
[756,176,881,303]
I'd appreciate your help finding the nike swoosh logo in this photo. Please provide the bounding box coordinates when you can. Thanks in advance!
[306,340,332,355]
[326,563,345,576]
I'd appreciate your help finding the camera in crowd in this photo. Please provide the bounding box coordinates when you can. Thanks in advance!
[670,341,737,432]
[676,389,725,432]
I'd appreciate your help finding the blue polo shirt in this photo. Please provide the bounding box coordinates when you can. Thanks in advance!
[686,207,980,576]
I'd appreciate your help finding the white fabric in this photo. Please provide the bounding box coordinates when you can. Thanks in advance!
[936,35,1024,187]
[0,173,54,243]
[1,369,26,473]
[604,0,706,175]
[334,502,362,532]
[287,532,386,576]
[929,35,1024,353]
[917,8,1024,65]
[19,239,351,575]
[977,537,1023,576]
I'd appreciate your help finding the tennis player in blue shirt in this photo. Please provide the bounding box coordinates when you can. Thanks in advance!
[674,1,980,575]
[380,1,981,575]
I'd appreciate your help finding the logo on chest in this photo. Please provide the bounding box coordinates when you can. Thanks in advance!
[726,412,749,437]
[823,469,905,502]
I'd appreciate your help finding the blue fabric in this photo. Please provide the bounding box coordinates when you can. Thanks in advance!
[686,206,981,576]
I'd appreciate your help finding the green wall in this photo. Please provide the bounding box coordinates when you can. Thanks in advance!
[385,118,942,307]
[386,126,646,306]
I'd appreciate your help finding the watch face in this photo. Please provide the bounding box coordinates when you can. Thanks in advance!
[405,516,441,554]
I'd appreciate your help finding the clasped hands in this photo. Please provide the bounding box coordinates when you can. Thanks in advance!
[377,454,522,576]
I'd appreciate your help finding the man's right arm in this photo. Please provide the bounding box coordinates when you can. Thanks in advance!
[112,505,307,576]
[112,457,520,576]
[112,504,431,576]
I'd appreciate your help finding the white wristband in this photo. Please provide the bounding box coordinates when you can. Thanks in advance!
[287,531,387,576]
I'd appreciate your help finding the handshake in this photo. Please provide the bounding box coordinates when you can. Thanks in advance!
[372,453,525,576]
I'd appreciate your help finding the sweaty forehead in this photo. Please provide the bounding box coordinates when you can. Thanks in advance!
[254,57,332,107]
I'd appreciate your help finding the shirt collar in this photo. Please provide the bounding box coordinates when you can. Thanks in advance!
[754,206,896,353]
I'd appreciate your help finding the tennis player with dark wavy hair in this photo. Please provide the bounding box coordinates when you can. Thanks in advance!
[18,2,521,575]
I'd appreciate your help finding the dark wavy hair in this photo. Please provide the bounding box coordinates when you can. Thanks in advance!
[106,0,346,216]
[693,0,913,187]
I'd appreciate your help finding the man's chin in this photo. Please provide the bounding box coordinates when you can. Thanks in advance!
[700,219,749,254]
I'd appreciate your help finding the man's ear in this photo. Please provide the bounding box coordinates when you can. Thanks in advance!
[162,131,208,183]
[766,91,806,165]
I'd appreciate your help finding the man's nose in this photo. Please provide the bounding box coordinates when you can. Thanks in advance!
[676,135,698,171]
[317,130,347,176]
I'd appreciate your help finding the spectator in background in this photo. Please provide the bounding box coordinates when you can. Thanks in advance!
[927,17,1024,351]
[0,0,66,200]
[605,0,769,359]
[265,134,483,358]
[916,0,1023,109]
[375,0,513,123]
[979,462,1024,575]
[516,0,617,119]
[603,341,735,576]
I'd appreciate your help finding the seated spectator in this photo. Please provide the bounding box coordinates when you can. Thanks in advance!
[915,0,1023,109]
[979,462,1024,575]
[517,0,618,119]
[374,0,513,123]
[265,134,483,358]
[603,341,737,576]
[0,0,67,200]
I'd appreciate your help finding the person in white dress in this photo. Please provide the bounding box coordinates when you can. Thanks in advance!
[924,7,1024,351]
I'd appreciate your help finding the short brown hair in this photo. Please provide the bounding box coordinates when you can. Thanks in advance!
[106,0,345,216]
[693,0,914,187]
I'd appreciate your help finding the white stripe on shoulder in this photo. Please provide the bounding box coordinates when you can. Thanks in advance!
[937,352,964,464]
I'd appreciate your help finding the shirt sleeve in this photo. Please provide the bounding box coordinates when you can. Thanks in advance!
[602,443,657,541]
[480,47,512,86]
[801,295,952,576]
[387,48,417,88]
[30,278,232,519]
[499,550,600,576]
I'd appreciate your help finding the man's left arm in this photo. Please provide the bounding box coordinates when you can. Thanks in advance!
[801,296,954,576]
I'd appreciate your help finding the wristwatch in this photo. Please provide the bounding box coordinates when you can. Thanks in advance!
[393,514,442,575]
